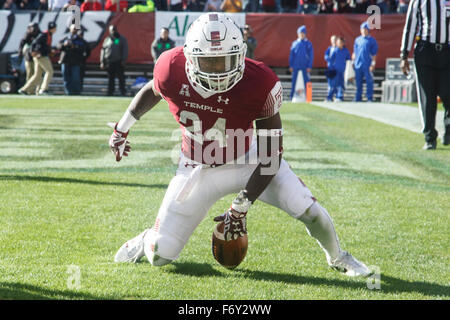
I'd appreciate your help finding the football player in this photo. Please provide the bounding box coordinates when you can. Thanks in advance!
[111,13,372,277]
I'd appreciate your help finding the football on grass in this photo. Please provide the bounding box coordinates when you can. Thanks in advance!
[211,221,248,269]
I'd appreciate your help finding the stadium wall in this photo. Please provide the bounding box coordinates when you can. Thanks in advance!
[0,11,406,69]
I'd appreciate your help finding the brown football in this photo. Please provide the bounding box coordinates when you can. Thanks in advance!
[211,221,248,269]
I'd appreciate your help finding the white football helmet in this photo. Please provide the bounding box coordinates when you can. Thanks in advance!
[184,13,247,93]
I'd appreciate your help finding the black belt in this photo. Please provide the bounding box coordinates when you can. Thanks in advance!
[417,40,450,52]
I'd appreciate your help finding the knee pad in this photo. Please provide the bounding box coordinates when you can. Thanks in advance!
[143,228,173,267]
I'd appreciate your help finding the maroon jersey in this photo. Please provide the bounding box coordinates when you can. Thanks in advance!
[153,47,282,165]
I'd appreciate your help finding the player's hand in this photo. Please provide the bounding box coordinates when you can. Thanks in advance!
[214,208,247,241]
[108,122,131,162]
[400,59,410,76]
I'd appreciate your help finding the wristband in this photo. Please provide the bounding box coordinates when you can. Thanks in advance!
[117,109,137,132]
[231,190,252,214]
[257,129,284,137]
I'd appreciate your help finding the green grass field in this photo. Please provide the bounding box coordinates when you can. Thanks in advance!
[0,96,449,300]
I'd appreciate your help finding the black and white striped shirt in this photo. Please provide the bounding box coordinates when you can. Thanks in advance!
[400,0,450,58]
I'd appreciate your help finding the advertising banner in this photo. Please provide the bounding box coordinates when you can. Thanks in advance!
[155,11,246,48]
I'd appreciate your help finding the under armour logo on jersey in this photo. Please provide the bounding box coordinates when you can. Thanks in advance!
[184,162,198,168]
[217,96,229,104]
[179,84,190,97]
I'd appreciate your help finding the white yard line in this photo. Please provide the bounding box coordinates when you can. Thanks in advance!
[311,102,445,138]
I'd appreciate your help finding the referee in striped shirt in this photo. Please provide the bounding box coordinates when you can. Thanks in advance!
[400,0,450,150]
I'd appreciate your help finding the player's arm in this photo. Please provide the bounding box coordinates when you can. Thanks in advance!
[108,80,162,161]
[213,113,283,241]
[246,113,283,202]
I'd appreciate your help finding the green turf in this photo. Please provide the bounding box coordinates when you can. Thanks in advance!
[0,96,449,300]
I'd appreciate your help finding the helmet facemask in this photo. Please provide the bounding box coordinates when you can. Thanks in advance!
[184,13,247,94]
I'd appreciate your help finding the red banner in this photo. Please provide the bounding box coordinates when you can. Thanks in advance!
[87,12,155,65]
[247,13,407,68]
[86,13,407,69]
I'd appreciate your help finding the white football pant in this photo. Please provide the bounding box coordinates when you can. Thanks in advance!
[144,140,341,265]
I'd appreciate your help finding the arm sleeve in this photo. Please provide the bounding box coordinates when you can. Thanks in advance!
[100,38,107,63]
[324,47,330,63]
[122,37,129,61]
[400,0,419,58]
[371,38,378,56]
[256,81,283,119]
[308,43,314,69]
[289,44,295,68]
[152,50,172,97]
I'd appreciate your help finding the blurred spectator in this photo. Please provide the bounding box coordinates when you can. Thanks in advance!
[353,0,368,13]
[375,0,389,13]
[105,0,128,12]
[244,0,259,12]
[37,0,49,10]
[62,0,81,11]
[168,0,183,10]
[153,0,168,10]
[18,22,40,83]
[151,27,175,62]
[335,0,352,13]
[243,24,257,59]
[80,0,102,11]
[58,24,86,95]
[76,29,91,94]
[397,0,408,13]
[352,22,378,102]
[128,0,155,11]
[2,0,18,10]
[302,0,318,13]
[48,0,67,10]
[282,0,297,12]
[262,0,276,12]
[326,36,351,101]
[289,25,313,99]
[19,21,57,96]
[204,0,222,11]
[324,34,337,100]
[186,0,203,11]
[318,0,333,13]
[19,0,40,10]
[220,0,242,11]
[100,25,128,96]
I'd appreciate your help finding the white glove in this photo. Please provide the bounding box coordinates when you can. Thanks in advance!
[108,122,131,162]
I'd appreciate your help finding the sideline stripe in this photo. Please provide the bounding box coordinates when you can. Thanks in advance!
[311,102,445,138]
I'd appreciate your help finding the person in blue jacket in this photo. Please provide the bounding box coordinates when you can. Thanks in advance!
[352,22,378,102]
[326,36,351,102]
[289,25,314,100]
[324,35,337,101]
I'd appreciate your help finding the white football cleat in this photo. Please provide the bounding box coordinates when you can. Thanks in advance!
[114,229,150,263]
[329,251,373,277]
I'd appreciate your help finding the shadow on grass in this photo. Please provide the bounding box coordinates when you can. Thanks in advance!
[166,262,223,277]
[169,262,450,298]
[0,175,168,189]
[0,282,110,300]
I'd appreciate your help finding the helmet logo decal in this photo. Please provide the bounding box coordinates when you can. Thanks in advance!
[210,31,221,47]
[208,14,219,21]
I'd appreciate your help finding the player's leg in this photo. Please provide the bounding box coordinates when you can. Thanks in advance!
[437,53,450,144]
[115,158,245,266]
[364,66,374,102]
[354,68,363,101]
[290,69,299,100]
[257,160,372,277]
[336,72,345,100]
